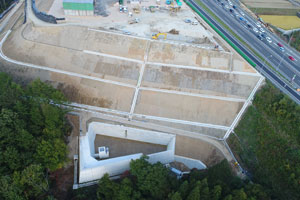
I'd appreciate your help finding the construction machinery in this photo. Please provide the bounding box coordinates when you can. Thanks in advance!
[149,6,156,12]
[133,5,140,14]
[175,0,182,6]
[166,0,173,5]
[170,6,180,13]
[128,18,140,24]
[152,33,167,40]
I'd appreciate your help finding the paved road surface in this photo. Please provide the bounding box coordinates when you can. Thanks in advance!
[188,0,300,104]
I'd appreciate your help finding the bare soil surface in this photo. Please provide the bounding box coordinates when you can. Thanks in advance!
[175,135,225,167]
[135,90,244,126]
[94,135,166,158]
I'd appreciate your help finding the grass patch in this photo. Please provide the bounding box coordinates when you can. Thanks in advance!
[249,7,299,16]
[228,82,300,200]
[260,15,300,30]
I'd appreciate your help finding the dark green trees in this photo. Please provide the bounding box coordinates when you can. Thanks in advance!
[95,157,268,200]
[0,73,70,199]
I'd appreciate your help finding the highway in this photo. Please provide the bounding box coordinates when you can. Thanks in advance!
[187,0,300,104]
[202,0,300,87]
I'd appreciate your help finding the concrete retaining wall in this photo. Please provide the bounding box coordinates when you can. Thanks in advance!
[79,122,176,183]
[174,155,207,170]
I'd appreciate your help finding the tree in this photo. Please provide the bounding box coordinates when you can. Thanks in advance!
[186,185,200,200]
[178,180,189,199]
[130,156,170,199]
[16,164,49,199]
[169,192,182,200]
[0,73,70,199]
[97,174,118,200]
[0,164,49,200]
[210,185,222,200]
[116,178,133,200]
[35,139,67,171]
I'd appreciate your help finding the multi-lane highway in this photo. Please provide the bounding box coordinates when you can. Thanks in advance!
[202,0,300,86]
[187,0,300,104]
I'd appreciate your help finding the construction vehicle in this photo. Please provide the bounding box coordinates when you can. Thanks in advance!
[170,6,180,13]
[128,18,140,24]
[149,6,156,12]
[152,33,167,40]
[166,0,173,5]
[175,0,182,6]
[133,5,140,14]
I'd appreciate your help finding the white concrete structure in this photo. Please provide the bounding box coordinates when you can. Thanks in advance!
[79,122,176,183]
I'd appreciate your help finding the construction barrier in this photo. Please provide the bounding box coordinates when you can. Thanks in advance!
[184,0,256,67]
[31,0,57,24]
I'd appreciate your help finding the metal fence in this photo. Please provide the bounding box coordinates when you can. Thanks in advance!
[31,0,57,24]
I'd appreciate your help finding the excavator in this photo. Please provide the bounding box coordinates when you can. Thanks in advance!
[152,33,167,40]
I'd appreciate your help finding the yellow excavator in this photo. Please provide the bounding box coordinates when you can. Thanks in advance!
[152,33,167,40]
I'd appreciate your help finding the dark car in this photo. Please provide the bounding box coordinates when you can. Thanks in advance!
[257,35,263,40]
[229,8,234,13]
[261,33,266,38]
[247,24,252,28]
[233,5,237,9]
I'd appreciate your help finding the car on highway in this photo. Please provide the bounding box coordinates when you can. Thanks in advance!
[232,5,237,9]
[279,47,285,52]
[257,35,263,40]
[229,8,234,13]
[239,16,245,22]
[259,28,265,33]
[266,37,272,43]
[277,42,284,47]
[247,24,252,28]
[240,11,245,16]
[288,56,295,61]
[228,1,233,6]
[225,5,229,10]
[253,27,258,33]
[256,22,261,28]
[260,33,266,38]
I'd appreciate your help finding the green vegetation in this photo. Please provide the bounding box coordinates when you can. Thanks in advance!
[259,15,300,30]
[0,0,15,13]
[249,7,299,16]
[72,156,269,200]
[291,30,300,52]
[229,81,300,200]
[0,73,70,199]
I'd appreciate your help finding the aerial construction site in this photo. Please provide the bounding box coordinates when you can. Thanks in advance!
[0,0,264,187]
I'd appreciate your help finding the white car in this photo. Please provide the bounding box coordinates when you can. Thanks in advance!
[240,11,245,16]
[191,21,198,25]
[256,22,261,28]
[266,37,272,43]
[260,28,265,32]
[253,27,258,33]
